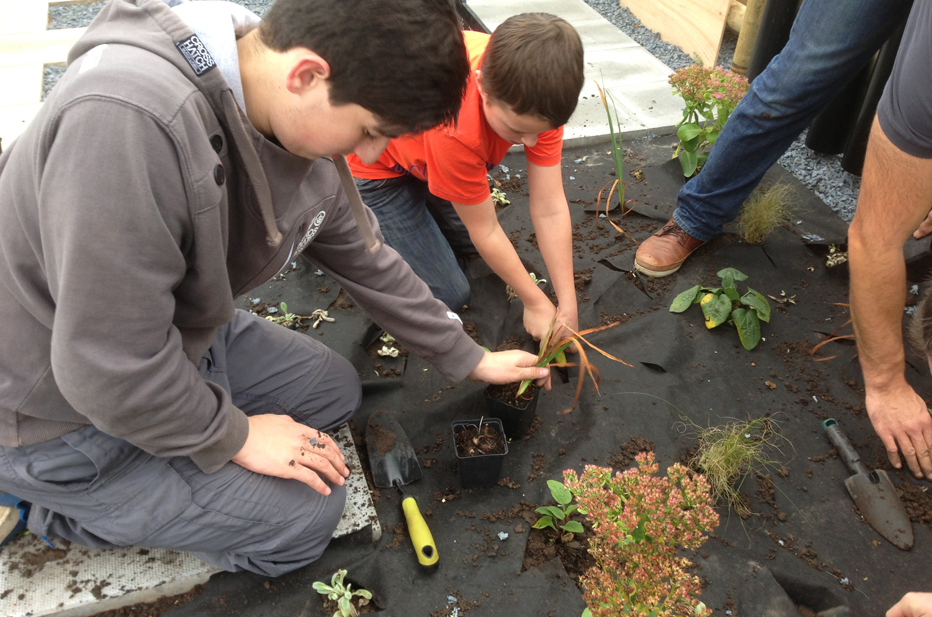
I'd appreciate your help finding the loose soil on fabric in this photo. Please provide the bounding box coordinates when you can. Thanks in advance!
[454,422,506,457]
[89,585,205,617]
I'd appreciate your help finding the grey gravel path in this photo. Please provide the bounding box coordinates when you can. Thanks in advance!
[44,0,861,221]
[584,0,860,221]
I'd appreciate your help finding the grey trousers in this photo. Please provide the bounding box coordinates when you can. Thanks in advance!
[0,310,361,577]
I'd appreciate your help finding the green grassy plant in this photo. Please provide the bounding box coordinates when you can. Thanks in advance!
[688,416,786,517]
[738,183,795,244]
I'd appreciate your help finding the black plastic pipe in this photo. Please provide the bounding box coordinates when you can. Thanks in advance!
[746,0,799,82]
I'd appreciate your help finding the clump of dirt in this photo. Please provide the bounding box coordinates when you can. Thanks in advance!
[462,321,481,344]
[608,436,655,469]
[322,592,380,616]
[495,336,527,352]
[385,522,407,549]
[455,421,506,457]
[527,452,546,483]
[897,479,932,528]
[486,381,538,407]
[756,474,778,512]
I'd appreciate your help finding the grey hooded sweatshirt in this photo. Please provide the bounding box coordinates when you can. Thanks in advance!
[0,0,484,473]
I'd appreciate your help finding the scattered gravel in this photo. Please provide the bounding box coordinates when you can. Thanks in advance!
[44,0,860,221]
[584,0,860,221]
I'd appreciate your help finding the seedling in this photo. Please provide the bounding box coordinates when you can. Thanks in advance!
[669,268,771,350]
[264,302,307,328]
[505,271,547,302]
[312,569,373,617]
[491,187,510,207]
[533,479,584,539]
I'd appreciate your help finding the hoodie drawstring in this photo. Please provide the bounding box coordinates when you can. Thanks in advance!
[332,154,381,255]
[220,90,283,247]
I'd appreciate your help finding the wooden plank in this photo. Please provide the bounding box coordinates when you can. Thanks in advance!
[0,27,84,67]
[619,0,731,68]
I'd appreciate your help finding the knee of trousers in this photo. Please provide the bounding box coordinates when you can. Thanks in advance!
[325,353,363,428]
[437,275,471,312]
[256,482,347,574]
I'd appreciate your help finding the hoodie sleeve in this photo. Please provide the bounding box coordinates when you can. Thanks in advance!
[40,98,248,472]
[303,173,486,381]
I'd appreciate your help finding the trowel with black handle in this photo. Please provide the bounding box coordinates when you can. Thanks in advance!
[366,410,439,570]
[822,418,913,550]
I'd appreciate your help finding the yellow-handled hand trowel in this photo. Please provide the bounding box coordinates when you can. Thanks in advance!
[366,411,438,571]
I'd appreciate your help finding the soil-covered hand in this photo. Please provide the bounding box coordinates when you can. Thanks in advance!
[232,414,349,496]
[866,381,932,479]
[468,349,552,391]
[888,592,932,617]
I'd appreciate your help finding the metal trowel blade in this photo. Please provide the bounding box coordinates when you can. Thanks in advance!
[845,469,913,550]
[366,411,422,489]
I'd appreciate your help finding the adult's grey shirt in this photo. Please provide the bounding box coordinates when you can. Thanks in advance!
[878,0,932,158]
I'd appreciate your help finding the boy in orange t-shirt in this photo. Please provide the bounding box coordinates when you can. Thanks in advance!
[348,13,584,345]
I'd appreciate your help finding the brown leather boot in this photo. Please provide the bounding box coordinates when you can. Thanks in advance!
[634,217,706,277]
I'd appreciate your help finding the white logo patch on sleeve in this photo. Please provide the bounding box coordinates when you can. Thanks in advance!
[446,311,463,325]
[79,44,109,74]
[175,35,216,76]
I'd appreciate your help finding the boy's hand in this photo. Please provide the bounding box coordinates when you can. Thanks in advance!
[232,414,350,496]
[888,592,932,617]
[469,350,552,391]
[524,301,579,355]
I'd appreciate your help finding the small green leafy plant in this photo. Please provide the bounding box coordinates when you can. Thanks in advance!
[491,187,510,207]
[533,479,585,537]
[564,452,718,617]
[264,302,306,328]
[312,569,373,617]
[669,268,771,350]
[669,65,749,177]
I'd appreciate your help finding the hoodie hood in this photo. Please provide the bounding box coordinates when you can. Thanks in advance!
[69,0,284,246]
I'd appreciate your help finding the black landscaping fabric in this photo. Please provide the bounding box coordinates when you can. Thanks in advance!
[164,136,932,617]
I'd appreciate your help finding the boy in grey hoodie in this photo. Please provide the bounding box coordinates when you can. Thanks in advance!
[0,0,551,575]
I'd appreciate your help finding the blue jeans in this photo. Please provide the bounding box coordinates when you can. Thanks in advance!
[674,0,913,241]
[356,175,474,310]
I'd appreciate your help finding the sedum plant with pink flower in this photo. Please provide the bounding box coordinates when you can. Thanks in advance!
[563,452,718,617]
[669,65,749,177]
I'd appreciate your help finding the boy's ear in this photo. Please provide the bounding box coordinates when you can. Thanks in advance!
[285,52,331,95]
[475,69,489,103]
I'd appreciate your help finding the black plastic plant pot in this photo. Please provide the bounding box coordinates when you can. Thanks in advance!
[452,418,508,489]
[483,384,540,440]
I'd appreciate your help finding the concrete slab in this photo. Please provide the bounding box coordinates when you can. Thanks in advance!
[0,424,380,617]
[465,0,684,143]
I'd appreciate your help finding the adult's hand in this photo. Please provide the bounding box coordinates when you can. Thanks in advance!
[469,349,552,391]
[913,209,932,239]
[231,414,349,496]
[866,380,932,479]
[889,592,932,617]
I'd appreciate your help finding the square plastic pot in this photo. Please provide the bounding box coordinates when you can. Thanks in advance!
[452,418,508,489]
[483,384,540,440]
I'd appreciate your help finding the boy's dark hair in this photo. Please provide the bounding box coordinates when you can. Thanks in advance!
[259,0,469,133]
[480,13,584,128]
[908,285,932,360]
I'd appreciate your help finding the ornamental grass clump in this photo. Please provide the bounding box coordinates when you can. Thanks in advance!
[739,183,796,244]
[689,416,785,517]
[669,65,749,177]
[563,452,718,617]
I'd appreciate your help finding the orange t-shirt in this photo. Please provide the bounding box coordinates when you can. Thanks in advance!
[347,31,564,206]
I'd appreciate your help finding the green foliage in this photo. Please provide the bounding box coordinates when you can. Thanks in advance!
[312,569,373,617]
[533,479,584,535]
[669,268,771,350]
[264,302,304,328]
[669,65,749,177]
[491,187,510,207]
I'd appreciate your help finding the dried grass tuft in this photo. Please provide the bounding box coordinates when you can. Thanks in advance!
[739,183,795,244]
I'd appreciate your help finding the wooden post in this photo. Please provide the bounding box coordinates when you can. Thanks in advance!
[730,0,765,75]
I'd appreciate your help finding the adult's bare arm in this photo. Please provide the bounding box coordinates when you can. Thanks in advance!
[849,117,932,479]
[231,414,350,496]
